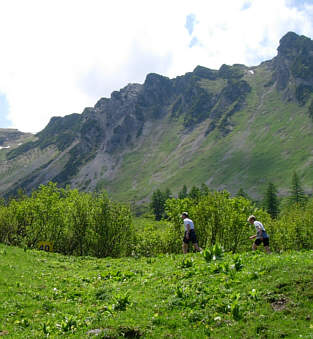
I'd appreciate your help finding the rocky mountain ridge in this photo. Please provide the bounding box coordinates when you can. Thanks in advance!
[1,32,313,202]
[0,129,33,149]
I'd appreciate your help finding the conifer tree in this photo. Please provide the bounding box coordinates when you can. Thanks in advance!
[200,183,209,196]
[189,185,201,200]
[264,182,279,218]
[178,185,188,199]
[289,172,307,206]
[150,189,166,220]
[236,188,250,200]
[164,188,172,200]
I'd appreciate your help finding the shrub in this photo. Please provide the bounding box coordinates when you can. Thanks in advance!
[166,192,269,253]
[266,199,313,251]
[0,183,133,257]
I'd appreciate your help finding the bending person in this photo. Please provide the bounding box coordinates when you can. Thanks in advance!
[247,215,270,254]
[181,212,202,254]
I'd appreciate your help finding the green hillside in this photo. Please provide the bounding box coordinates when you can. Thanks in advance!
[0,244,312,338]
[101,63,313,201]
[1,32,313,203]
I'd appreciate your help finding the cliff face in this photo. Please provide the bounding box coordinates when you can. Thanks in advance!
[0,129,33,148]
[1,32,313,201]
[271,32,313,103]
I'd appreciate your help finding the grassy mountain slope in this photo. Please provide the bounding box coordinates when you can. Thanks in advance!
[0,244,312,338]
[1,32,313,202]
[97,61,313,201]
[0,129,34,161]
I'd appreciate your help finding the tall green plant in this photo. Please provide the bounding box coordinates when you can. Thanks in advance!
[63,190,93,255]
[264,182,279,219]
[90,191,133,257]
[24,183,65,248]
[178,185,188,199]
[289,172,307,206]
[150,189,166,221]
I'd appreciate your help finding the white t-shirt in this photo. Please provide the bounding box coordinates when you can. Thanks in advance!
[183,218,195,231]
[253,221,268,238]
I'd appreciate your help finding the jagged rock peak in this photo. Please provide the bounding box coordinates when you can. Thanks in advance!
[193,65,218,80]
[277,31,313,58]
[111,83,142,100]
[94,83,142,109]
[144,73,171,88]
[143,73,174,104]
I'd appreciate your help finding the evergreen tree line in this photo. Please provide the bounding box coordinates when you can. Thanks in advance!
[150,183,210,221]
[151,172,308,221]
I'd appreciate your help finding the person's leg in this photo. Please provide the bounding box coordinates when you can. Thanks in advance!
[253,238,261,251]
[263,238,270,254]
[182,232,189,254]
[192,243,202,252]
[190,230,201,252]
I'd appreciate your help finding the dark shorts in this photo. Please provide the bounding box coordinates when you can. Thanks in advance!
[183,229,198,244]
[255,237,269,246]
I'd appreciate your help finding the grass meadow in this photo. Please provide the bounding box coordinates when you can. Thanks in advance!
[0,243,312,338]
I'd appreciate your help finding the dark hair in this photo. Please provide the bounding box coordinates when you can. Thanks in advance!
[182,212,188,217]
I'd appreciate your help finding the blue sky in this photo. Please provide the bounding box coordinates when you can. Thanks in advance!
[185,14,197,35]
[0,94,10,128]
[286,0,312,9]
[0,0,313,133]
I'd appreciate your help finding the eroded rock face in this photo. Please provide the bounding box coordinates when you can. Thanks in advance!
[3,32,313,198]
[272,32,313,102]
[0,129,32,147]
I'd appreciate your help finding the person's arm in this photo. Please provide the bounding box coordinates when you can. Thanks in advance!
[249,221,256,239]
[256,225,263,239]
[185,223,191,239]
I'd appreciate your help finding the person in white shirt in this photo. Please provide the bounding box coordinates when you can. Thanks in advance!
[181,212,202,254]
[247,215,270,253]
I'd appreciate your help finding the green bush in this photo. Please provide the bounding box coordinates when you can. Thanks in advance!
[166,191,267,253]
[0,183,132,257]
[131,218,180,256]
[266,200,313,251]
[1,185,312,257]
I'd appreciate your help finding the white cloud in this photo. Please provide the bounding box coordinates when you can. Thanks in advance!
[0,0,312,132]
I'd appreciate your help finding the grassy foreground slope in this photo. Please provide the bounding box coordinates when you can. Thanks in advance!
[0,245,312,338]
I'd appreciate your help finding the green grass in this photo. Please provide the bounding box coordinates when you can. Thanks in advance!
[0,244,312,338]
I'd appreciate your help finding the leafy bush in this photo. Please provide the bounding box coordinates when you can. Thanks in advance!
[166,191,267,253]
[1,184,312,258]
[131,218,180,257]
[112,292,131,311]
[202,247,213,262]
[0,183,133,257]
[180,257,194,268]
[233,254,244,271]
[266,200,313,251]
